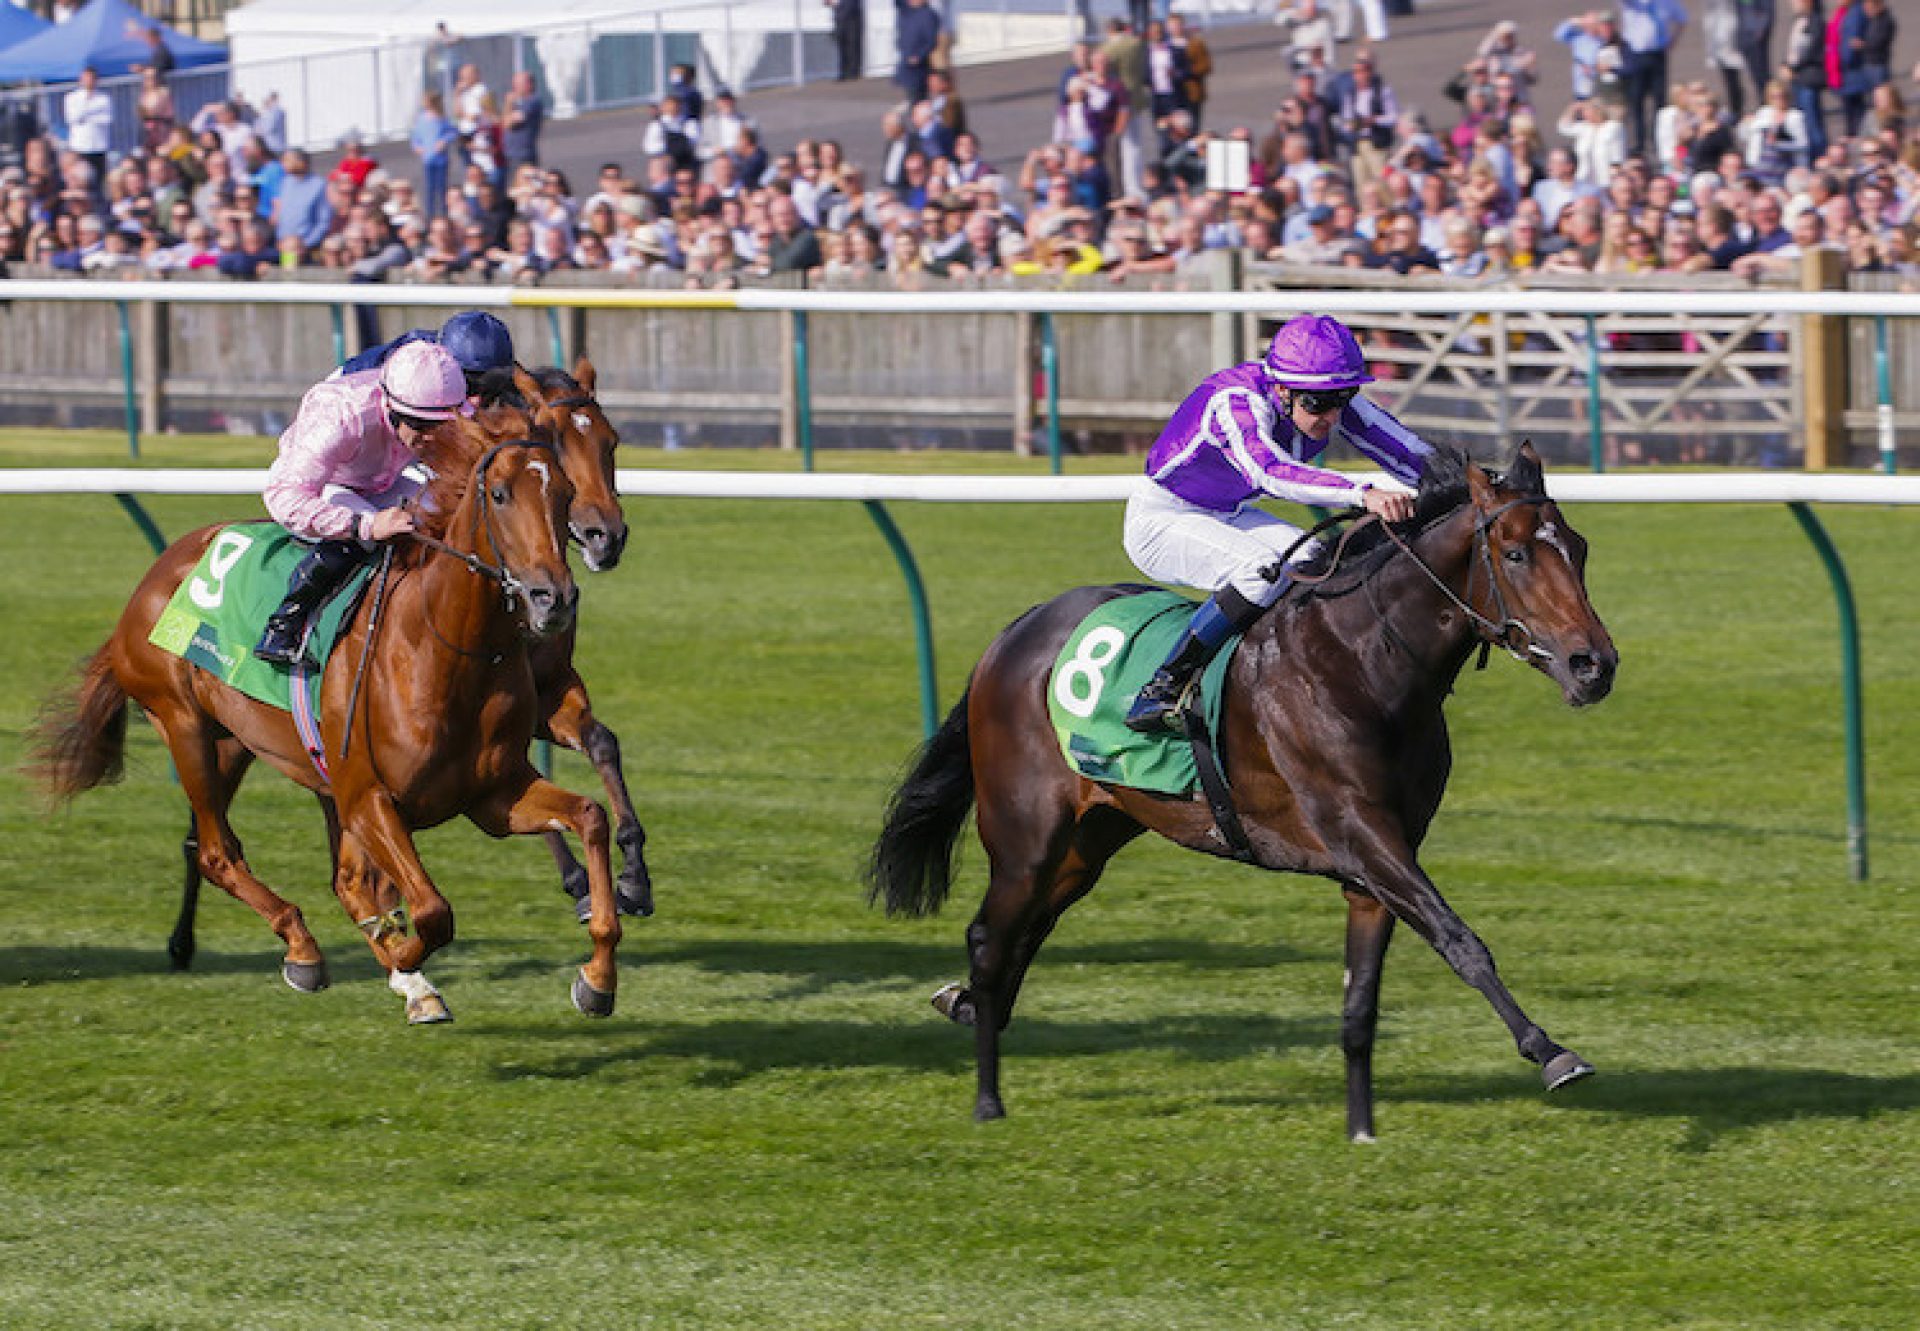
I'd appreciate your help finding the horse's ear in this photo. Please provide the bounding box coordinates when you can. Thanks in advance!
[511,365,558,433]
[1507,440,1545,495]
[1466,456,1498,508]
[571,353,597,395]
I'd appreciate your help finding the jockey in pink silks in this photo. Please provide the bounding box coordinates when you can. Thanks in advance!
[253,340,474,666]
[1120,313,1435,732]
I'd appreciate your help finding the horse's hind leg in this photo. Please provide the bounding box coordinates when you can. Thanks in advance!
[150,708,326,990]
[1340,890,1396,1144]
[540,675,651,918]
[168,738,256,973]
[956,811,1131,1121]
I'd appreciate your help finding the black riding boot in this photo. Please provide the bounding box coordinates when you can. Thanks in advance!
[254,540,364,666]
[1124,584,1271,734]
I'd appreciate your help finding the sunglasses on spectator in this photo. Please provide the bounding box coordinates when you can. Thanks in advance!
[1293,386,1357,415]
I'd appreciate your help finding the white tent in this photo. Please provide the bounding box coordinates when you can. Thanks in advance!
[224,0,843,150]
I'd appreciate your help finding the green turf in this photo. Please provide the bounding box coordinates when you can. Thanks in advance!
[3,438,1917,1330]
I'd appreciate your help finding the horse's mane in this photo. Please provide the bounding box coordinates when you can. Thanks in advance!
[1291,444,1542,601]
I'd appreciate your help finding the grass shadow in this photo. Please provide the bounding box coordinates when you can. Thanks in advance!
[1376,1064,1920,1150]
[0,944,289,984]
[485,1010,1331,1088]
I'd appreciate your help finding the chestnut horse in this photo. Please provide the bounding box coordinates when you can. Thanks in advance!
[32,411,625,1024]
[158,360,653,977]
[867,444,1618,1139]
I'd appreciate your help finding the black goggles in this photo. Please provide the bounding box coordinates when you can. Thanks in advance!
[1293,386,1357,415]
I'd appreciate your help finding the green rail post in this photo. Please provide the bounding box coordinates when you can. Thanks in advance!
[1041,312,1062,474]
[1788,502,1867,882]
[795,311,815,472]
[1873,315,1896,475]
[1583,312,1605,473]
[116,300,139,459]
[330,304,347,366]
[863,500,938,738]
[113,494,167,556]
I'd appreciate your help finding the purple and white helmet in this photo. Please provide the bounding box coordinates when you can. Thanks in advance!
[1262,314,1375,391]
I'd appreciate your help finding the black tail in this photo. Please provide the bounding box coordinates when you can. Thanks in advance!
[865,689,976,917]
[28,646,129,807]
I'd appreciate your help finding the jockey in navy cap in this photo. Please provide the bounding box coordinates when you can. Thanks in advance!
[339,310,516,396]
[1120,314,1434,733]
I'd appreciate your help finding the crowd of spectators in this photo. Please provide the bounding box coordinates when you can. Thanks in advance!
[1,2,1913,289]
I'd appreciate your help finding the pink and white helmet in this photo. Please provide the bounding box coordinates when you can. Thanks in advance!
[380,341,473,421]
[1262,314,1375,391]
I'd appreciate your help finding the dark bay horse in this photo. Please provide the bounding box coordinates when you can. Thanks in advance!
[868,444,1618,1139]
[32,410,626,1024]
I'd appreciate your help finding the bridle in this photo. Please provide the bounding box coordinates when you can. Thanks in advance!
[405,438,560,613]
[1376,494,1557,667]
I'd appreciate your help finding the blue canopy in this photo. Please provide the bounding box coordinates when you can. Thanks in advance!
[0,5,52,54]
[0,0,224,83]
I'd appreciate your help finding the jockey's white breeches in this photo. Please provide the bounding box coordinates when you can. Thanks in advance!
[1123,481,1322,607]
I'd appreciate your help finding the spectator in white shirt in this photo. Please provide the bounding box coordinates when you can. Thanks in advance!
[63,66,113,182]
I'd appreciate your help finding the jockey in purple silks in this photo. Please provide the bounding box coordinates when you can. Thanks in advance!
[1121,313,1435,732]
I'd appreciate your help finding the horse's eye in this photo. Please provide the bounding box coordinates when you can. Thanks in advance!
[490,486,509,505]
[1505,546,1528,564]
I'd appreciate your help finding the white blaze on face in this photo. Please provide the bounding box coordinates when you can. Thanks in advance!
[1535,517,1573,567]
[572,411,593,435]
[525,459,564,557]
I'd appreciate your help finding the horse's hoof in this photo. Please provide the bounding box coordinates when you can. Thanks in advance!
[931,982,976,1026]
[572,892,593,926]
[282,959,330,993]
[406,993,453,1025]
[559,863,590,903]
[1543,1050,1594,1091]
[572,969,616,1018]
[615,876,654,918]
[973,1096,1006,1122]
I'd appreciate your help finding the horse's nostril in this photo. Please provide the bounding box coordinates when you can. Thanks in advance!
[527,586,555,607]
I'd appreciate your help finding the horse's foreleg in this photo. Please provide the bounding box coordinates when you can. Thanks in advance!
[1340,890,1396,1143]
[338,789,454,978]
[474,776,620,1017]
[1348,832,1592,1092]
[541,674,651,917]
[331,828,449,1024]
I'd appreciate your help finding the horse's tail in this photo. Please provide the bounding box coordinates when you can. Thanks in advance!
[866,688,976,918]
[28,645,129,807]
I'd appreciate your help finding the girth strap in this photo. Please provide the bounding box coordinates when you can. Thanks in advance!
[1180,688,1257,865]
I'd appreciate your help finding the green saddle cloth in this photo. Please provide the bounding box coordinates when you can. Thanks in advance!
[147,522,374,712]
[1047,590,1243,796]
